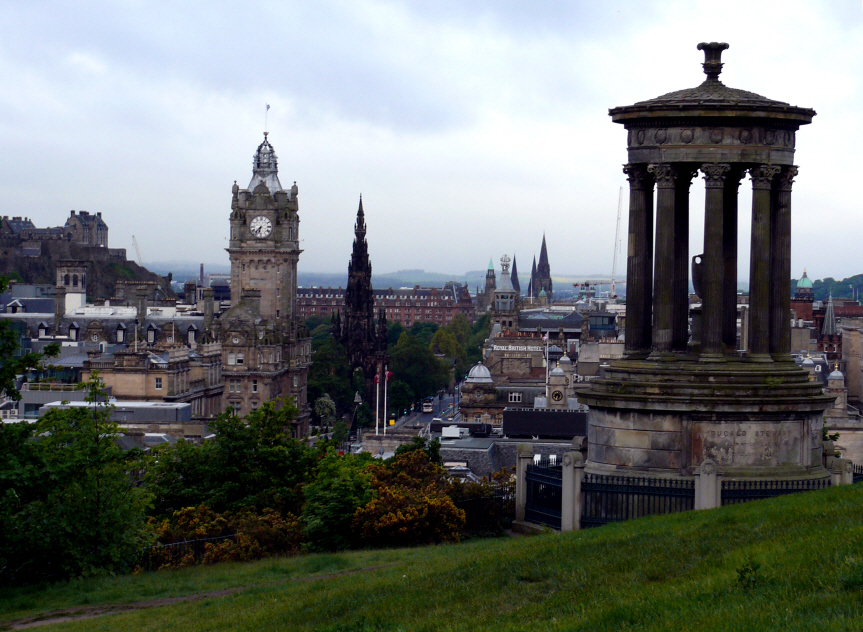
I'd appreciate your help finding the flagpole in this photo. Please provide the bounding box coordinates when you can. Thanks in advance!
[545,333,549,386]
[383,364,388,437]
[375,367,380,436]
[265,104,269,133]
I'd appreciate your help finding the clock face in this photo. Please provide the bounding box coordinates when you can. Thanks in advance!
[552,390,564,402]
[250,215,272,238]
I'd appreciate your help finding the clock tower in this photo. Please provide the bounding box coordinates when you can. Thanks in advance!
[228,132,300,321]
[214,133,311,435]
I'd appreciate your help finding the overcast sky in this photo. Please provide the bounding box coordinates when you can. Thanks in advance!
[2,1,861,281]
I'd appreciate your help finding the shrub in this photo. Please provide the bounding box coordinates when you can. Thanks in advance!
[353,451,464,548]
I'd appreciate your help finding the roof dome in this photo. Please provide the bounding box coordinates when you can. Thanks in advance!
[828,369,844,381]
[802,357,814,366]
[466,362,493,383]
[558,354,572,365]
[797,270,813,289]
[550,367,566,377]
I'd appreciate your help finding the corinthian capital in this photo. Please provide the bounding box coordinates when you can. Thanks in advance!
[776,165,799,192]
[700,163,731,188]
[749,165,781,189]
[647,163,677,188]
[623,164,650,189]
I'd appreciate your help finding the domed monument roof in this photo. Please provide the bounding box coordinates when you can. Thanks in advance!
[797,270,813,289]
[828,368,844,381]
[558,354,572,366]
[550,366,566,377]
[466,362,493,384]
[610,43,815,122]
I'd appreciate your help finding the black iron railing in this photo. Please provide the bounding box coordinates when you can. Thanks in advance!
[721,477,830,505]
[141,534,237,571]
[580,474,694,529]
[454,480,516,534]
[853,464,863,485]
[525,461,562,530]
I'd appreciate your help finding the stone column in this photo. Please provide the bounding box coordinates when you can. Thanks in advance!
[623,164,654,357]
[514,443,533,523]
[648,163,677,356]
[560,450,585,532]
[770,166,798,361]
[722,170,745,352]
[748,166,780,361]
[700,164,730,361]
[673,167,695,353]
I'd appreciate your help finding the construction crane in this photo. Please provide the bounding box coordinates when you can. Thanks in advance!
[132,235,143,265]
[574,279,614,299]
[610,186,624,298]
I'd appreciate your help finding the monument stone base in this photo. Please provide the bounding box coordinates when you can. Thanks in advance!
[578,358,834,479]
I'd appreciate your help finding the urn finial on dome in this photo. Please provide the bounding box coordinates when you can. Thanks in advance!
[697,42,729,83]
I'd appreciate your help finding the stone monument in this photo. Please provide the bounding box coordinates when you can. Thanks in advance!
[579,43,833,479]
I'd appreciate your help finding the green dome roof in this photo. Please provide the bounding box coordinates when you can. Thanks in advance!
[797,270,813,289]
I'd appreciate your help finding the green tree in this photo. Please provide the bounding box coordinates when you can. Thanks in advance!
[0,377,151,584]
[146,398,317,517]
[390,332,451,402]
[301,453,375,551]
[388,380,415,418]
[313,393,337,430]
[307,336,354,414]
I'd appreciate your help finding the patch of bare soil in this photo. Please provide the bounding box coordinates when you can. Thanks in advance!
[1,565,394,630]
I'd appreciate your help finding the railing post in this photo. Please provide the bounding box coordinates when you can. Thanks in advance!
[561,451,584,532]
[515,443,533,523]
[694,459,720,509]
[830,457,853,486]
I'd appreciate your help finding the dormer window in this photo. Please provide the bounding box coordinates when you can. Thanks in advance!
[236,353,244,365]
[117,328,125,343]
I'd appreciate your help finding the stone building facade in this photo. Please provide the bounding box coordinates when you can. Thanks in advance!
[298,283,473,327]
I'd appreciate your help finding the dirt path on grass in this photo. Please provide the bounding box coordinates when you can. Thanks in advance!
[1,564,395,630]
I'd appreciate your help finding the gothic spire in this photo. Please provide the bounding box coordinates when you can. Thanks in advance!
[511,254,521,294]
[822,292,837,337]
[355,195,366,238]
[539,233,549,268]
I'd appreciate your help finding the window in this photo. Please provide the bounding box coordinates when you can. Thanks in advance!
[38,326,46,338]
[252,380,258,393]
[117,328,125,343]
[228,353,236,365]
[509,392,522,403]
[293,375,298,387]
[155,377,163,390]
[147,329,155,344]
[188,329,196,345]
[251,401,258,409]
[236,353,244,365]
[69,328,78,341]
[229,379,240,393]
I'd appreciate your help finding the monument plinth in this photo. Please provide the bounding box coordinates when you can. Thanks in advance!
[581,43,832,479]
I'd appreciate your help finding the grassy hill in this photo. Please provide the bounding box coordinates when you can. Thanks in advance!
[3,484,863,631]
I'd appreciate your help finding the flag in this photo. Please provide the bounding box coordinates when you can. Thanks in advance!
[542,331,549,342]
[374,374,380,385]
[266,104,270,111]
[386,371,393,382]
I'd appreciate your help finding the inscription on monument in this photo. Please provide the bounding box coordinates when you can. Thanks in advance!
[693,421,801,467]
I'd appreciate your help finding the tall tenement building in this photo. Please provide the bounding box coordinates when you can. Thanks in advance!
[213,133,311,434]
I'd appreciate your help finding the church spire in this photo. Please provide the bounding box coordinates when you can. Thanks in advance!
[538,233,549,268]
[355,195,366,238]
[511,255,521,294]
